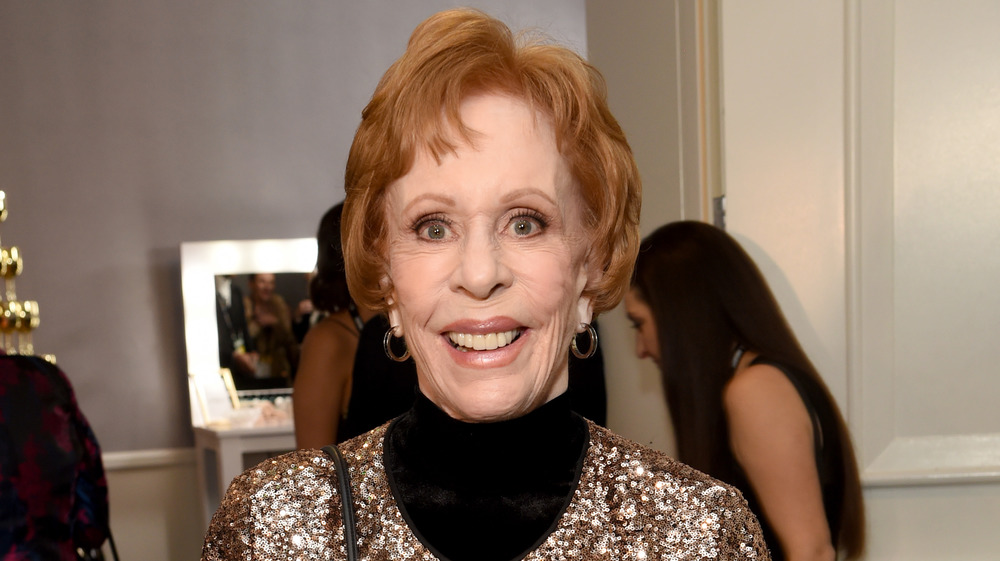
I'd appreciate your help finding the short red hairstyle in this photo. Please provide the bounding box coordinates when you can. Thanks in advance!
[342,8,641,315]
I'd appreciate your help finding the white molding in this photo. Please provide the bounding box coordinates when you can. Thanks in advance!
[843,0,863,450]
[697,0,722,220]
[864,434,1000,487]
[102,448,195,471]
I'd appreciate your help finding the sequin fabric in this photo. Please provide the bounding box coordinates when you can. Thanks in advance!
[201,421,770,560]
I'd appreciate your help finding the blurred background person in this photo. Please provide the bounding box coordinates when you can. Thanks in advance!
[291,272,317,344]
[1,354,111,560]
[215,274,258,379]
[293,203,379,448]
[626,220,865,561]
[244,272,298,386]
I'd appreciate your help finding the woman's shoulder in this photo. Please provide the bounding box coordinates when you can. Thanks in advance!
[586,421,749,500]
[271,293,290,309]
[300,311,358,349]
[579,423,770,559]
[202,449,348,560]
[230,449,338,493]
[233,427,389,492]
[310,311,358,336]
[723,360,811,431]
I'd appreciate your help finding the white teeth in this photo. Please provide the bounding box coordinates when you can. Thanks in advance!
[448,329,520,351]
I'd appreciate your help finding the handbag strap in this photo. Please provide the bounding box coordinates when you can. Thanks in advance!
[321,445,359,561]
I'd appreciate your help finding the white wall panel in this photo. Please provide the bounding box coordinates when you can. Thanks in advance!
[891,0,1000,437]
[851,0,1000,484]
[719,0,848,407]
[720,0,1000,557]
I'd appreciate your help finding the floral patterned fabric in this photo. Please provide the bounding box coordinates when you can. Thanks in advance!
[1,355,109,561]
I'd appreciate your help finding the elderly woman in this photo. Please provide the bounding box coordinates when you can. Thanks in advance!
[202,9,770,561]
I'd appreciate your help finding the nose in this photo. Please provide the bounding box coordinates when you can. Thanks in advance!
[635,334,649,359]
[451,229,513,300]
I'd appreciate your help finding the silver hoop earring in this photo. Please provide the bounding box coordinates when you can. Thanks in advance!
[383,328,411,362]
[571,323,598,359]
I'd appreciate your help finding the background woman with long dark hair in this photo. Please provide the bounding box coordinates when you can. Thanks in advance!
[626,220,865,561]
[292,202,378,448]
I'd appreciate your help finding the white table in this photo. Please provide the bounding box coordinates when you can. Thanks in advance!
[192,423,296,527]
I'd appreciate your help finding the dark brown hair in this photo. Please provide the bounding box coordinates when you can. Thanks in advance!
[342,8,641,315]
[308,202,352,314]
[631,220,865,559]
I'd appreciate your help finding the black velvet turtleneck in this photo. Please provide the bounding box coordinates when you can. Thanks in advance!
[384,391,589,561]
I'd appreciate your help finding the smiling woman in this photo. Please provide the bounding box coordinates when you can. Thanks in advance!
[383,94,591,422]
[202,8,771,561]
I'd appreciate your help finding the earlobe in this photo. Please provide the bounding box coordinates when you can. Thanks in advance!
[388,308,404,336]
[576,296,594,331]
[575,251,601,330]
[385,296,404,337]
[381,276,404,336]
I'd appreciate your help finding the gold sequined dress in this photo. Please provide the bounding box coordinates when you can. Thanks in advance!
[202,418,769,561]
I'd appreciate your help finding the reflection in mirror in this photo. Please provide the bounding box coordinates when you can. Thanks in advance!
[216,272,309,391]
[181,239,317,425]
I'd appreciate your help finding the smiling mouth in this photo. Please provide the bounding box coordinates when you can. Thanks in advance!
[447,329,523,352]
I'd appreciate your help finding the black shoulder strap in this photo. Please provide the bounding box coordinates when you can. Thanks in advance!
[347,301,365,332]
[322,445,359,561]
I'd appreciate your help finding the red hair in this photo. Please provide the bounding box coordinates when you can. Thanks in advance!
[342,8,641,315]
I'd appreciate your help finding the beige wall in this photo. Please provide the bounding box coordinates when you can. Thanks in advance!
[585,0,716,455]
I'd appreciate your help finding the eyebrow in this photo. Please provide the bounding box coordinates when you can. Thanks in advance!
[402,187,558,214]
[402,193,456,214]
[499,187,558,206]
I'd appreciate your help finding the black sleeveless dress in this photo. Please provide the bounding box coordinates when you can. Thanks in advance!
[728,357,847,561]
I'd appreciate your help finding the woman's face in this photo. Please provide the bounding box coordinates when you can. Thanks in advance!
[624,289,661,368]
[251,273,276,302]
[384,93,595,422]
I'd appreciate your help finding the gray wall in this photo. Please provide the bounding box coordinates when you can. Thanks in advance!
[0,0,586,451]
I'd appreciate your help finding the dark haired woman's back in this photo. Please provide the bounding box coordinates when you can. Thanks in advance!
[723,352,850,561]
[627,220,865,561]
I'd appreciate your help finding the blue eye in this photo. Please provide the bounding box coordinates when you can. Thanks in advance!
[421,222,449,240]
[508,214,545,237]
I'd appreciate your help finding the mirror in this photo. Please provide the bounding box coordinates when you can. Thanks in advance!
[181,239,317,425]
